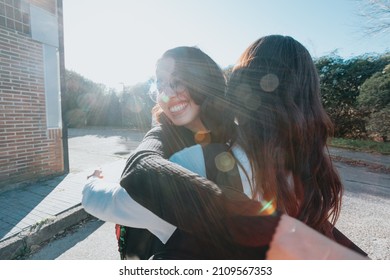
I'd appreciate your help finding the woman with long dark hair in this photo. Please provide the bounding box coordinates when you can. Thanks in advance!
[225,34,342,237]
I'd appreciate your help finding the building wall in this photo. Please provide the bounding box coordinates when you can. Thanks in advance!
[0,0,64,189]
[29,0,56,14]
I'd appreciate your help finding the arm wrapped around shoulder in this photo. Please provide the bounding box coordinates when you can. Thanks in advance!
[224,213,282,247]
[266,214,369,260]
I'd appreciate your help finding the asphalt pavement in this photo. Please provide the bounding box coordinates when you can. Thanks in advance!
[0,127,389,260]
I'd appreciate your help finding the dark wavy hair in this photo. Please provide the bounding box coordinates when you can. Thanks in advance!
[227,35,343,237]
[152,46,234,143]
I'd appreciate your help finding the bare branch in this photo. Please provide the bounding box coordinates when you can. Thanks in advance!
[357,0,390,36]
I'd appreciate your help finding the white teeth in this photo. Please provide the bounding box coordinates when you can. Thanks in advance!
[169,103,187,113]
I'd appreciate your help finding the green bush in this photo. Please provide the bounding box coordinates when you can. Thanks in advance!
[357,65,390,141]
[358,69,390,111]
[366,106,390,142]
[65,108,87,128]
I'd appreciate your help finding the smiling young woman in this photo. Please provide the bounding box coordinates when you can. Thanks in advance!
[83,46,236,260]
[154,56,208,133]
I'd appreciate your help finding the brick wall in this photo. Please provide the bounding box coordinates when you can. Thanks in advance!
[0,0,64,189]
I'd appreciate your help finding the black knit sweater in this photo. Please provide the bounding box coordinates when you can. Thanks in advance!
[119,124,279,256]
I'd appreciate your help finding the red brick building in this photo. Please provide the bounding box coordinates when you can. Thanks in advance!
[0,0,67,189]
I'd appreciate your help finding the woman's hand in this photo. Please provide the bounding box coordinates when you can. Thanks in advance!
[87,169,104,180]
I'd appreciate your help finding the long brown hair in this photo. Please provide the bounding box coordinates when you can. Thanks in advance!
[227,35,343,236]
[152,46,234,143]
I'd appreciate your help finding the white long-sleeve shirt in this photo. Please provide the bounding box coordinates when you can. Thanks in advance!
[82,144,252,243]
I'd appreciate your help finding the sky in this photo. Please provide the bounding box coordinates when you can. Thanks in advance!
[62,0,390,89]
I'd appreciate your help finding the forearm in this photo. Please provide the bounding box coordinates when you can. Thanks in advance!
[267,214,369,260]
[120,126,230,229]
[121,155,224,228]
[120,125,275,245]
[121,155,274,242]
[82,177,176,243]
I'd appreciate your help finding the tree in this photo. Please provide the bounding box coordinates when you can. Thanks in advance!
[120,80,154,130]
[315,54,387,138]
[358,65,390,111]
[358,0,390,35]
[366,106,390,141]
[358,64,390,141]
[63,70,108,127]
[104,91,122,127]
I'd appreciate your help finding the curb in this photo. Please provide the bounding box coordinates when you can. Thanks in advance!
[0,205,90,260]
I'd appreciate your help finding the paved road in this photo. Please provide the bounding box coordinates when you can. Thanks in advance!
[25,128,390,260]
[67,127,146,173]
[333,161,389,259]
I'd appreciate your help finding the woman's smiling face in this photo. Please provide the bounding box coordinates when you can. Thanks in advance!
[156,57,206,132]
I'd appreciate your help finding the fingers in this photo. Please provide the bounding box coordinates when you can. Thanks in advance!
[87,169,104,179]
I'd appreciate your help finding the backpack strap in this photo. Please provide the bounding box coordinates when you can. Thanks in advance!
[115,224,127,260]
[202,143,243,192]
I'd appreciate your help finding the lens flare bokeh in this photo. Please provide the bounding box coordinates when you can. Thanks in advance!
[215,152,236,172]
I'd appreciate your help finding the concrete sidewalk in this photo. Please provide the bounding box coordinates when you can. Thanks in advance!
[0,159,127,259]
[0,147,389,259]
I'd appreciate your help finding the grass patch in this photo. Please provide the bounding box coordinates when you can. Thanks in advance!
[329,138,390,155]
